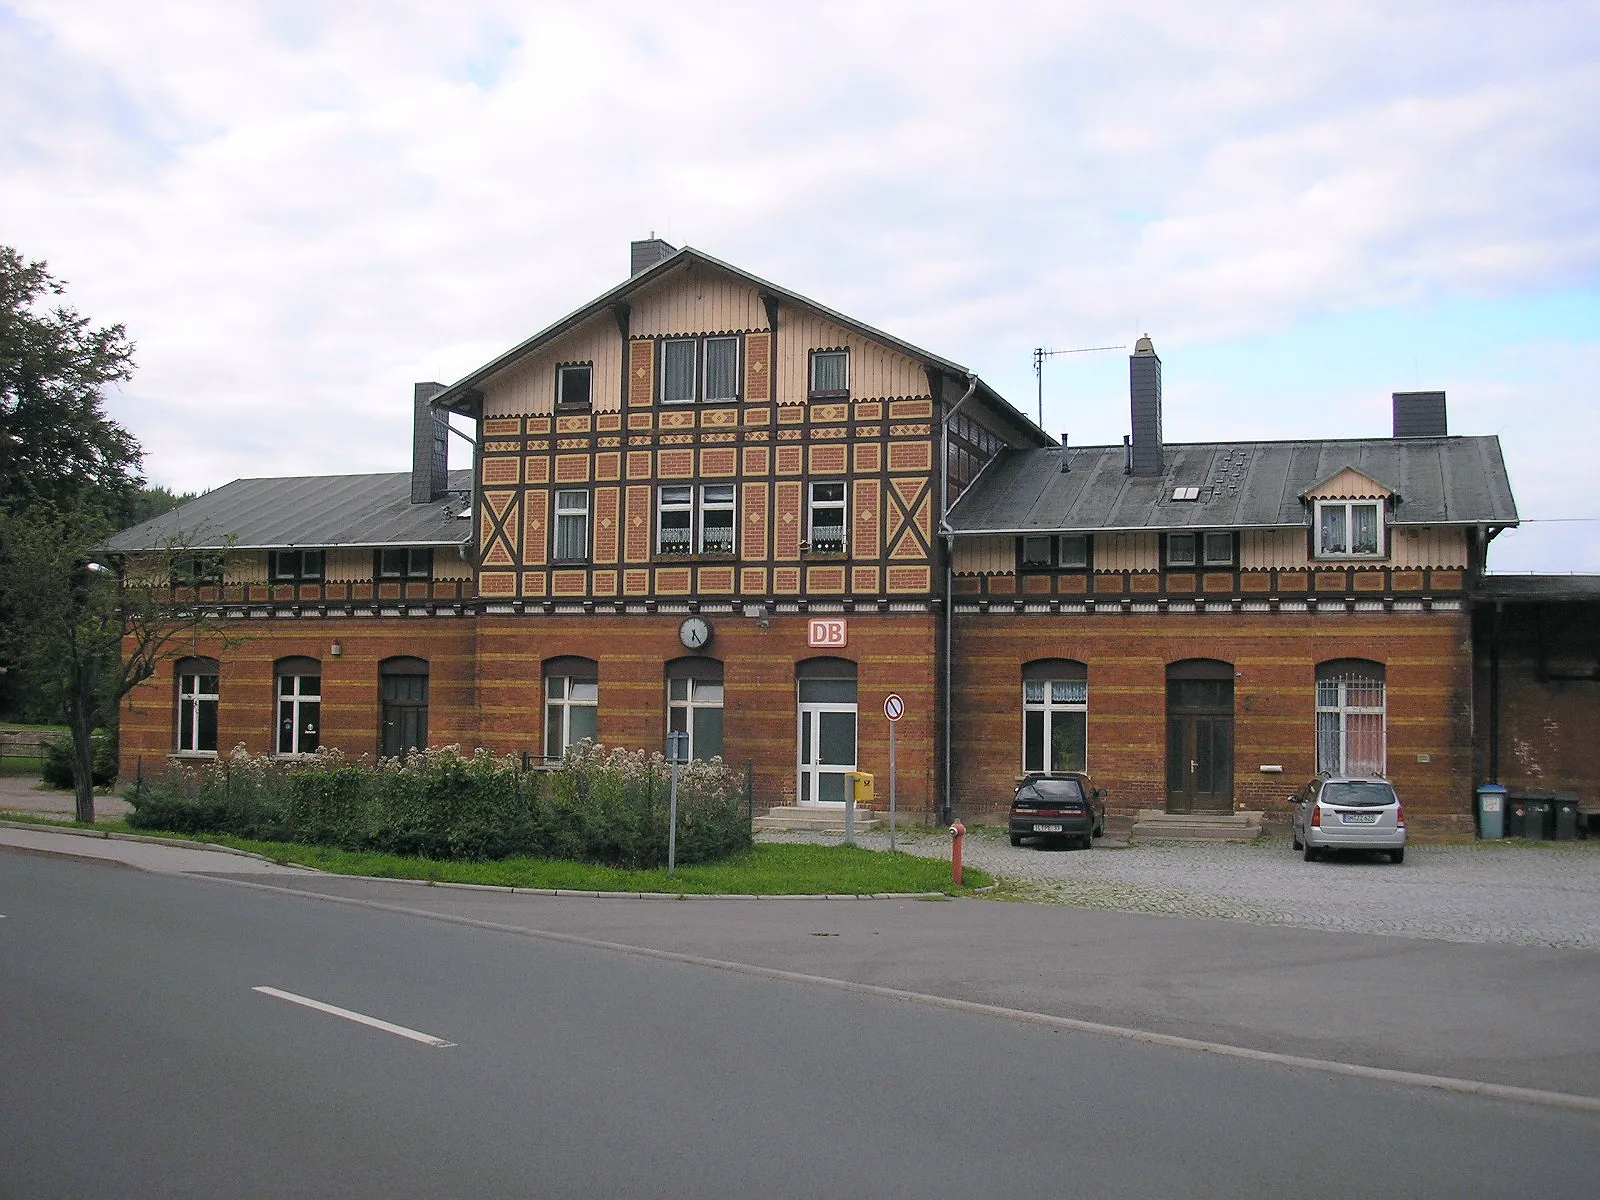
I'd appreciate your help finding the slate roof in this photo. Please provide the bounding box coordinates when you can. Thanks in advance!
[106,470,475,552]
[946,436,1517,534]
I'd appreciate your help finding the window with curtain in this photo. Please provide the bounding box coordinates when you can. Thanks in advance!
[1022,660,1088,773]
[661,338,697,403]
[1316,660,1386,776]
[554,490,590,560]
[1316,500,1384,558]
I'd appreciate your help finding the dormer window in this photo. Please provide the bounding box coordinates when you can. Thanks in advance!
[1315,500,1384,558]
[556,364,592,408]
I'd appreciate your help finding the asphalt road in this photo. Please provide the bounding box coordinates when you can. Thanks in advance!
[3,854,1597,1199]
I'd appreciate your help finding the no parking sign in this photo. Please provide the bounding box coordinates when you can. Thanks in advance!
[884,693,904,722]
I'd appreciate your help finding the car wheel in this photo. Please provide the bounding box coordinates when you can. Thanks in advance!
[1390,848,1404,865]
[1009,834,1022,847]
[1303,843,1319,862]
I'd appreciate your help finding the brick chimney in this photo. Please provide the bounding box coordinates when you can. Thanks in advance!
[1392,391,1448,438]
[411,381,448,504]
[1129,335,1164,477]
[630,237,677,277]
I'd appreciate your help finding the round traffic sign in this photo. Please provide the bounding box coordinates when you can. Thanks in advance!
[884,693,904,722]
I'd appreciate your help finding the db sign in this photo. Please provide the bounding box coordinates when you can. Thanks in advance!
[807,618,848,648]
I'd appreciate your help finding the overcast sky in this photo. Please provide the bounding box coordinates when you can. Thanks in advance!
[4,0,1596,571]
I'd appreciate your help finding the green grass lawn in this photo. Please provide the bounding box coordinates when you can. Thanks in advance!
[0,816,992,895]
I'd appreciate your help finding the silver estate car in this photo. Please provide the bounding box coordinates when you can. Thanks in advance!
[1290,775,1406,863]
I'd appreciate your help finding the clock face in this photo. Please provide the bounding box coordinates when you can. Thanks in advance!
[679,616,711,649]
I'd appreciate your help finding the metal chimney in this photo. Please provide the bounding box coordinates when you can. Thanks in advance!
[1392,391,1448,438]
[1129,335,1164,477]
[411,382,448,504]
[1059,433,1071,472]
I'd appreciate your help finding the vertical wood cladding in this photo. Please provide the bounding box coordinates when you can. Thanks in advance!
[951,611,1474,823]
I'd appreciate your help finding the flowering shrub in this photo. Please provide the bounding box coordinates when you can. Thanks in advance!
[127,741,751,867]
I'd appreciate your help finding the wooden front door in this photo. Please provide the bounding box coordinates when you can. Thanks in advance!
[1166,713,1234,814]
[1166,667,1235,815]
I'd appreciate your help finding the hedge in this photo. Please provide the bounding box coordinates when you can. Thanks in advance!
[127,741,751,867]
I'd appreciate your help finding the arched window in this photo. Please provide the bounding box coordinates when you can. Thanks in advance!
[1021,659,1088,773]
[380,656,429,757]
[544,656,598,759]
[275,657,321,756]
[666,657,724,761]
[1316,659,1386,776]
[175,657,219,754]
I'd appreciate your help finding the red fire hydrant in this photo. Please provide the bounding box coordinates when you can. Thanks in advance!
[949,821,966,886]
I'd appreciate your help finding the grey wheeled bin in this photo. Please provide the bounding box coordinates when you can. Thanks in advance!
[1476,784,1506,840]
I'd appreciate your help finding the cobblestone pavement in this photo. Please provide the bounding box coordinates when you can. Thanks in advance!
[760,825,1600,951]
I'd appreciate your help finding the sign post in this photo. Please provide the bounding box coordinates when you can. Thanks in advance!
[884,693,904,852]
[666,730,689,875]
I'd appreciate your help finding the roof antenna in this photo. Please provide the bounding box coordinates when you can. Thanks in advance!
[1033,343,1125,428]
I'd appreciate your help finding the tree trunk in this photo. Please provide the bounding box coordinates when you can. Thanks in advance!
[69,700,96,825]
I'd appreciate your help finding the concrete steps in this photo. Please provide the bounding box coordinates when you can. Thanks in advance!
[753,806,881,834]
[1129,809,1264,842]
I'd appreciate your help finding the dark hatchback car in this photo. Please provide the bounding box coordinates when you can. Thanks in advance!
[1009,773,1107,849]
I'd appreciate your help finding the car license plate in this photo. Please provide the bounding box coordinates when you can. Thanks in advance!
[1032,823,1063,833]
[1341,813,1378,824]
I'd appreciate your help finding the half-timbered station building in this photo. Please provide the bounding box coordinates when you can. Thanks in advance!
[111,240,1052,819]
[112,240,1527,832]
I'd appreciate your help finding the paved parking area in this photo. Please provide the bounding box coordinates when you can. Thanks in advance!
[764,825,1600,950]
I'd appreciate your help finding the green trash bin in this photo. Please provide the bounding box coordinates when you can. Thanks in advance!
[1508,792,1554,840]
[1554,795,1580,841]
[1476,784,1506,840]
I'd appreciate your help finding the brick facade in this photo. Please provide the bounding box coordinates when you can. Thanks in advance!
[951,609,1475,828]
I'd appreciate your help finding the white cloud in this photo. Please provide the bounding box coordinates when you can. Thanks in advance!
[3,0,1598,564]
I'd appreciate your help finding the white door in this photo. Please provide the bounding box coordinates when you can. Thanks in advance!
[797,702,857,805]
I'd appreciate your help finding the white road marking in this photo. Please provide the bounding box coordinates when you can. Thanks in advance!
[252,986,456,1047]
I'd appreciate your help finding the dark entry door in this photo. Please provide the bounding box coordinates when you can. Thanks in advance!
[1165,665,1235,815]
[1166,713,1234,814]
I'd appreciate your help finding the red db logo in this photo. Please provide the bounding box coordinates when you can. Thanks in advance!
[807,618,847,648]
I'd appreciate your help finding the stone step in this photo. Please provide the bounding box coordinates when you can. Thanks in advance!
[1130,810,1263,842]
[754,806,881,833]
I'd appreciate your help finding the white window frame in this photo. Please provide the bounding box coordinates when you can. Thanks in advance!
[177,671,219,754]
[1022,677,1089,774]
[1315,499,1385,559]
[545,672,598,759]
[807,481,847,554]
[1316,669,1386,776]
[554,490,590,561]
[556,363,592,408]
[1165,533,1197,568]
[657,486,694,555]
[276,671,321,757]
[668,674,725,761]
[699,484,736,554]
